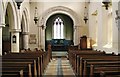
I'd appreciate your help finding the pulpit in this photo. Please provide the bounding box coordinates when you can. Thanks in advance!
[80,36,92,50]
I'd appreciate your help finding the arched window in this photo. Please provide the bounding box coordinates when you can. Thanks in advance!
[53,17,64,39]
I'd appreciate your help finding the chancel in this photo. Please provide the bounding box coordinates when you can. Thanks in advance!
[0,0,120,77]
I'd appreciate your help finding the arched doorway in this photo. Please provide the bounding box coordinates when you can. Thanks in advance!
[45,13,74,51]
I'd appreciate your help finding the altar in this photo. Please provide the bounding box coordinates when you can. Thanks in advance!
[51,39,72,51]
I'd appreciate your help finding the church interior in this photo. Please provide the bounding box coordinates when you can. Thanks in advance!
[0,0,120,77]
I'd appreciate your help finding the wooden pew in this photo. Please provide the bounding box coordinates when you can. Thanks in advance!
[68,45,78,50]
[77,55,120,76]
[2,66,29,77]
[2,51,47,77]
[2,58,36,77]
[2,69,24,77]
[1,50,51,77]
[68,50,105,75]
[90,65,120,77]
[83,60,120,77]
[67,49,120,77]
[100,70,120,77]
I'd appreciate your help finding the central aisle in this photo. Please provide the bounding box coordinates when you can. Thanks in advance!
[44,57,75,77]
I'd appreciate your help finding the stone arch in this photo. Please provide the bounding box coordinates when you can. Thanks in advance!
[0,1,5,24]
[39,6,81,27]
[4,0,19,30]
[3,0,20,53]
[21,8,29,33]
[0,1,2,24]
[39,6,82,47]
[0,1,4,55]
[19,8,30,49]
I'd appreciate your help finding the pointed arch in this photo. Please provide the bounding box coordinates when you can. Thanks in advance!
[0,1,2,24]
[0,1,4,24]
[4,0,19,30]
[21,8,29,33]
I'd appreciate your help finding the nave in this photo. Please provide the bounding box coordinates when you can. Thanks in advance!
[0,0,120,77]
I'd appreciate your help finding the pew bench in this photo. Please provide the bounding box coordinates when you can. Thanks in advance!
[2,62,33,77]
[2,52,47,77]
[1,69,23,77]
[92,66,120,76]
[75,55,120,76]
[83,61,120,77]
[68,50,105,73]
[100,70,120,77]
[67,49,120,77]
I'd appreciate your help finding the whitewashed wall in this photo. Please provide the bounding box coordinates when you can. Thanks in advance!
[28,2,87,50]
[88,1,119,54]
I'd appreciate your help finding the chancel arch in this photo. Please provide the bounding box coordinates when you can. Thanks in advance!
[45,13,74,50]
[39,6,81,49]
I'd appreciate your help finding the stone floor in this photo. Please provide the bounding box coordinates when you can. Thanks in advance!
[43,57,75,77]
[52,51,67,57]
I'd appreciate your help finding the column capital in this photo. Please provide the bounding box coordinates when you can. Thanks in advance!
[9,29,21,33]
[0,23,5,28]
[22,32,29,35]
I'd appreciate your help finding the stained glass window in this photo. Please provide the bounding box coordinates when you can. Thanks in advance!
[53,17,64,39]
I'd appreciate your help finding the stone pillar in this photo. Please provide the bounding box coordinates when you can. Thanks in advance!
[39,27,43,49]
[41,28,45,50]
[38,17,45,50]
[0,24,5,55]
[97,6,103,49]
[38,26,45,50]
[10,29,21,53]
[22,32,29,49]
[74,25,80,45]
[35,26,40,50]
[10,1,23,53]
[74,26,77,45]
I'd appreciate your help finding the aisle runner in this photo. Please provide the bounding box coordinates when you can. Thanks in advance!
[57,58,63,77]
[44,58,75,77]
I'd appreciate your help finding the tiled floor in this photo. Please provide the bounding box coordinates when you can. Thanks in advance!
[44,57,75,77]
